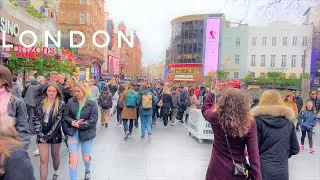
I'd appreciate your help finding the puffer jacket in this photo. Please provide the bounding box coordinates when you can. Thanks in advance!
[252,105,300,180]
[178,90,188,112]
[7,96,30,150]
[33,101,65,144]
[63,97,98,141]
[298,110,317,131]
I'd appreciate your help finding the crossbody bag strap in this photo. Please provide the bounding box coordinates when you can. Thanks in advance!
[222,124,236,165]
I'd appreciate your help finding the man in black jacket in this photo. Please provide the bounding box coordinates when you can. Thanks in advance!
[295,91,303,113]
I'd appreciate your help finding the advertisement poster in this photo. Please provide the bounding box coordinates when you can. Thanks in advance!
[108,55,120,75]
[204,18,221,75]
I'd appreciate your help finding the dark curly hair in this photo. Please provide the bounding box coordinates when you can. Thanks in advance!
[217,89,252,138]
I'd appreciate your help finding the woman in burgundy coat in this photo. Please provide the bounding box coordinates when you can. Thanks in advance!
[202,89,262,180]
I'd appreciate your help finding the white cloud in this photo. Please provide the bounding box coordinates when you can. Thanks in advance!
[105,0,319,65]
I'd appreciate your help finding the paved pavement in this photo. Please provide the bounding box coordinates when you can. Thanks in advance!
[28,115,320,180]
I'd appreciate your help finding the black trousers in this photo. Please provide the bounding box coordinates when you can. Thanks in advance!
[163,114,169,126]
[301,130,313,148]
[26,104,35,134]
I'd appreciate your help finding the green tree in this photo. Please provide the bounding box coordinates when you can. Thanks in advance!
[267,71,281,88]
[244,74,254,84]
[217,69,228,81]
[202,71,216,88]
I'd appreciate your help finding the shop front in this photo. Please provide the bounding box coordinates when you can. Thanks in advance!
[166,63,203,84]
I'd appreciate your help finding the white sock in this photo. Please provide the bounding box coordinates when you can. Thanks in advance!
[54,170,59,175]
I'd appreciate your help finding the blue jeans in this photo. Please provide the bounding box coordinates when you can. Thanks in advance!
[140,115,152,136]
[123,119,134,134]
[68,131,93,180]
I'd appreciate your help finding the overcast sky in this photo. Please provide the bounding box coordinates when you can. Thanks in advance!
[105,0,319,65]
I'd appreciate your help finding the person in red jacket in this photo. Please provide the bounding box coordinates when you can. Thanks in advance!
[194,87,200,99]
[202,89,262,180]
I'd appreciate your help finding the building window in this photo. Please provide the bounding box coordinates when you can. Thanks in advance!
[234,72,239,79]
[271,55,276,67]
[262,37,267,46]
[293,36,297,46]
[251,55,256,66]
[291,55,296,67]
[236,37,240,47]
[281,55,287,67]
[260,73,266,77]
[80,0,84,4]
[283,37,288,46]
[80,12,85,24]
[272,37,276,46]
[303,36,308,46]
[87,0,91,4]
[235,55,240,64]
[261,55,266,67]
[252,37,257,46]
[87,13,91,25]
[301,55,306,68]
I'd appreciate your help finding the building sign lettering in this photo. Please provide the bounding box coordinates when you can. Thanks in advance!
[0,17,20,37]
[174,74,194,81]
[1,45,56,59]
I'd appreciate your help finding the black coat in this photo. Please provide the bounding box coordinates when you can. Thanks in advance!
[7,96,30,150]
[252,105,300,180]
[63,97,98,141]
[160,93,173,116]
[33,101,65,144]
[1,147,35,180]
[295,96,303,113]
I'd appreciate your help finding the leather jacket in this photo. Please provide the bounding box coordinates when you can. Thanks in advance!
[33,101,65,143]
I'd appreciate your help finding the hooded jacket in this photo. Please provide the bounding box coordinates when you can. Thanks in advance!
[308,97,320,112]
[252,105,300,180]
[136,88,156,116]
[171,91,179,109]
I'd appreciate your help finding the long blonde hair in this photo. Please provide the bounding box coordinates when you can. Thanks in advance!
[259,90,286,106]
[42,84,62,120]
[163,86,171,94]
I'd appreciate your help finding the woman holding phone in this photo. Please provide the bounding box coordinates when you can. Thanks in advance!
[63,82,98,180]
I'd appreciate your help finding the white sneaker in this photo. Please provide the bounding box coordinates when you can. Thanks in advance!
[171,122,174,126]
[33,148,40,156]
[119,124,122,128]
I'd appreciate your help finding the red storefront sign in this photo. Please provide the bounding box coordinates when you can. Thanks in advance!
[1,45,56,59]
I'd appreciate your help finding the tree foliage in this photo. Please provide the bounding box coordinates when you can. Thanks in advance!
[267,71,281,88]
[7,53,77,76]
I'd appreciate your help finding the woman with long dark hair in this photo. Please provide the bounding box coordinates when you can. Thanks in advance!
[0,65,30,150]
[202,89,262,180]
[33,84,65,180]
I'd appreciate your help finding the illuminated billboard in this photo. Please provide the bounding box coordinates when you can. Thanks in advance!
[204,17,221,75]
[108,55,120,75]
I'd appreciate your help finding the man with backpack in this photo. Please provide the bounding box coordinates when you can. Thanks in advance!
[136,83,156,141]
[177,87,189,123]
[119,83,138,140]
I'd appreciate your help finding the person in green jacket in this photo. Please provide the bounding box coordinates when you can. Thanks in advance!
[136,83,156,141]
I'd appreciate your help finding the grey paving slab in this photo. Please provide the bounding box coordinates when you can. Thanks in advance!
[28,115,320,180]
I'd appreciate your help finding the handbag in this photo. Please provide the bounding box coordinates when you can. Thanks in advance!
[157,95,163,107]
[223,125,252,179]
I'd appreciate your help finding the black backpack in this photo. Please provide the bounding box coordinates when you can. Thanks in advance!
[100,93,112,109]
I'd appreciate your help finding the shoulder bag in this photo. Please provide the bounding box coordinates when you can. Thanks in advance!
[223,125,252,179]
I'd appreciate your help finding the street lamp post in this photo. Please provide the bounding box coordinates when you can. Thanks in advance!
[301,47,311,102]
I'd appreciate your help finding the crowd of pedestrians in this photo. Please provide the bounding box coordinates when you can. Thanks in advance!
[1,63,319,180]
[0,65,206,180]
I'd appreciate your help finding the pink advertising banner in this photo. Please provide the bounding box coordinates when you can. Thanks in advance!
[108,55,120,75]
[204,18,221,75]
